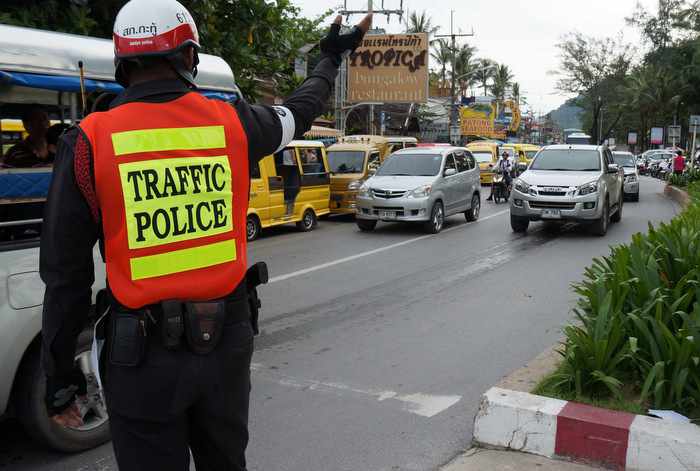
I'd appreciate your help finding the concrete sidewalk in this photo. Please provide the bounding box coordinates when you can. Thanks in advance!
[442,448,604,471]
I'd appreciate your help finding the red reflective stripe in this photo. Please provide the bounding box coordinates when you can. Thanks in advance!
[114,23,197,56]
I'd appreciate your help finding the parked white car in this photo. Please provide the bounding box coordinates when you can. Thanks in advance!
[613,151,640,201]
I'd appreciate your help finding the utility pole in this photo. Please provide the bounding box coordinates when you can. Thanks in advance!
[435,10,474,144]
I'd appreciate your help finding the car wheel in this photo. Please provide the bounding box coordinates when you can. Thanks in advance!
[356,219,377,232]
[424,201,444,234]
[296,209,317,232]
[611,194,623,223]
[16,332,110,452]
[465,194,481,222]
[246,214,261,241]
[510,214,529,233]
[591,199,609,236]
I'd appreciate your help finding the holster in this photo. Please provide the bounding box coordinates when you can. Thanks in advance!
[184,300,226,355]
[245,262,269,335]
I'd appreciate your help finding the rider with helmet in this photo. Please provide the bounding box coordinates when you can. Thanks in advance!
[40,1,372,469]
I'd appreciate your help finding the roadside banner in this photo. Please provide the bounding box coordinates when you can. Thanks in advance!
[650,127,664,145]
[668,125,681,140]
[460,99,520,139]
[627,132,637,145]
[347,33,429,103]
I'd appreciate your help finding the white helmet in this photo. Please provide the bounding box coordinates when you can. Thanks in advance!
[113,0,201,87]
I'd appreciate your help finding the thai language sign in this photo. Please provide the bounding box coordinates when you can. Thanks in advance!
[347,33,428,103]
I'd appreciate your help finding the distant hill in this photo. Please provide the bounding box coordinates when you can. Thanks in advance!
[548,99,583,130]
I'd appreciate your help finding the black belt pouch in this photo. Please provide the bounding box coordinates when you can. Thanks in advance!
[109,312,146,367]
[184,300,226,355]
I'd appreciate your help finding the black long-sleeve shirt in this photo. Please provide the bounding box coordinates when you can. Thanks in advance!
[41,57,338,380]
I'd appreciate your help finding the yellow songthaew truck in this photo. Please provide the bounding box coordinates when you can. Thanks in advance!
[247,140,330,240]
[326,135,391,215]
[466,141,499,184]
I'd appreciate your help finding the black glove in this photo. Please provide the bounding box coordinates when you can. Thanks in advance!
[45,367,87,416]
[320,16,370,66]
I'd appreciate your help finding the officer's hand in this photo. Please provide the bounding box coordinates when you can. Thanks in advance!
[46,367,87,427]
[320,13,373,64]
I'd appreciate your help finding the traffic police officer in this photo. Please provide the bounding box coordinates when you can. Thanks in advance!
[40,1,371,469]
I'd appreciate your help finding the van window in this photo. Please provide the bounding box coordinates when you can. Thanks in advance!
[466,153,476,170]
[299,147,326,174]
[368,151,381,171]
[454,152,469,173]
[444,155,457,174]
[328,150,365,174]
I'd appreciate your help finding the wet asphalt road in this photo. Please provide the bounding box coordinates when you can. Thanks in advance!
[0,177,680,471]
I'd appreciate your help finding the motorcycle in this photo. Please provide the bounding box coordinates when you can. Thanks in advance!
[492,172,511,204]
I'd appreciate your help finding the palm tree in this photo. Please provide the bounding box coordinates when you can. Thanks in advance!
[490,64,515,101]
[405,10,440,39]
[511,82,521,103]
[452,44,478,96]
[430,39,452,89]
[473,58,496,96]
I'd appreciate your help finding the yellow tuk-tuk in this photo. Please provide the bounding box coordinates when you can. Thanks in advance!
[327,135,390,215]
[466,141,500,184]
[247,140,330,240]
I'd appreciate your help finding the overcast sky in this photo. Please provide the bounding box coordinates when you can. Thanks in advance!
[293,0,658,114]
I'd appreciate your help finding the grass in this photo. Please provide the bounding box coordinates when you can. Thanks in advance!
[532,362,648,415]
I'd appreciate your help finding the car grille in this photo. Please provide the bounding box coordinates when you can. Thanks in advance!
[530,201,576,210]
[535,186,569,196]
[372,189,407,199]
[372,206,405,217]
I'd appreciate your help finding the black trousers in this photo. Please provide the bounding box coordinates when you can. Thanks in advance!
[103,320,254,470]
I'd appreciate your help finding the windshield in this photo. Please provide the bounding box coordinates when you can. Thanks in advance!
[472,152,493,163]
[613,153,635,167]
[327,151,366,174]
[525,151,538,160]
[376,153,443,176]
[530,149,601,171]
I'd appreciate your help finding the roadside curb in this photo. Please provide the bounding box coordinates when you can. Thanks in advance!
[664,184,691,208]
[473,387,700,471]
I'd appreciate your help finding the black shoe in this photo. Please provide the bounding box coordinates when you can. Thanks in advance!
[487,196,493,201]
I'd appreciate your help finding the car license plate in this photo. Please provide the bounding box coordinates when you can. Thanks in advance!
[380,211,396,219]
[541,209,561,219]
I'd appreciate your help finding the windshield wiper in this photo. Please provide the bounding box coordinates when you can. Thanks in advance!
[578,168,600,171]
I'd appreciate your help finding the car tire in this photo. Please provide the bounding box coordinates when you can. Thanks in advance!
[465,194,481,222]
[591,199,609,236]
[15,332,110,453]
[356,219,377,232]
[246,214,261,241]
[296,209,317,232]
[611,194,623,223]
[510,214,529,233]
[424,201,444,234]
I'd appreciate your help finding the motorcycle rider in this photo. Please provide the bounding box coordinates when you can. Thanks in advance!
[40,1,372,469]
[487,151,513,201]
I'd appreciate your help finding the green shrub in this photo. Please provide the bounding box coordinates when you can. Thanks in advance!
[550,182,700,414]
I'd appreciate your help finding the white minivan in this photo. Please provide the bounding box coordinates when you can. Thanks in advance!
[0,24,241,451]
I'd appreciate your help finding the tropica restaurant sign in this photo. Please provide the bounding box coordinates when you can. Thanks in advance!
[347,33,429,104]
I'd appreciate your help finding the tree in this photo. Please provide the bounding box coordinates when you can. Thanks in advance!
[555,32,633,143]
[452,44,478,95]
[473,58,496,95]
[490,64,514,101]
[405,10,440,38]
[430,39,452,89]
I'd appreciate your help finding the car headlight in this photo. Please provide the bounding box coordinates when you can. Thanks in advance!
[358,184,371,197]
[514,179,530,194]
[578,181,598,196]
[625,174,638,183]
[348,180,363,190]
[407,184,432,198]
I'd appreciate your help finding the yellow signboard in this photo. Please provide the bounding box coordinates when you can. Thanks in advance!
[347,33,429,104]
[460,100,521,138]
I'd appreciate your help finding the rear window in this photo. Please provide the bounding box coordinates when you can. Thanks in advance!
[530,149,601,171]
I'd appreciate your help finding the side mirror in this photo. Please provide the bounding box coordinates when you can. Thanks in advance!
[607,163,620,174]
[444,168,457,177]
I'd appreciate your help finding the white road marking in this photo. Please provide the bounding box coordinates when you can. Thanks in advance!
[251,363,461,418]
[269,209,510,283]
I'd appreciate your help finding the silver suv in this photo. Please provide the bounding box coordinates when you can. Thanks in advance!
[510,145,624,236]
[356,146,481,233]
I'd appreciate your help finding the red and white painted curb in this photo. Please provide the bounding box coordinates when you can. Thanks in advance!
[474,387,700,470]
